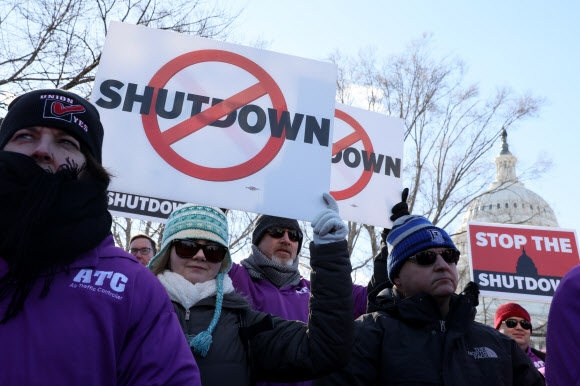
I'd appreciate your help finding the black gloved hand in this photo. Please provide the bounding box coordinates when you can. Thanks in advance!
[369,188,410,313]
[380,188,410,245]
[462,281,480,307]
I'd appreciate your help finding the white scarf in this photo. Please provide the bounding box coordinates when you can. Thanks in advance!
[157,270,235,309]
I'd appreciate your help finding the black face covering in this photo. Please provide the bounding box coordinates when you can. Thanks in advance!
[0,151,112,323]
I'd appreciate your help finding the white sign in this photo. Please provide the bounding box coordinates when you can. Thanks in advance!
[91,21,337,222]
[330,104,404,227]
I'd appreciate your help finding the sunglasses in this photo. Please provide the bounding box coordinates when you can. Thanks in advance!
[503,319,532,330]
[173,240,227,264]
[265,227,303,242]
[408,249,460,266]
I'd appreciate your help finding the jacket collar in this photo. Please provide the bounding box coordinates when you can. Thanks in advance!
[376,287,476,329]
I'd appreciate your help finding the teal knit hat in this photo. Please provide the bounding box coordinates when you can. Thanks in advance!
[149,204,231,273]
[149,204,231,357]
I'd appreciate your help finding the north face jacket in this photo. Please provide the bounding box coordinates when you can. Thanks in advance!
[314,287,545,386]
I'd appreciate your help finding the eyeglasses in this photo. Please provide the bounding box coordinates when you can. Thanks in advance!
[265,227,303,242]
[129,247,152,256]
[503,319,532,330]
[173,240,227,264]
[408,249,460,266]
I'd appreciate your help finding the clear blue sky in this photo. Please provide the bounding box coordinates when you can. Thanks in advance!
[234,0,579,231]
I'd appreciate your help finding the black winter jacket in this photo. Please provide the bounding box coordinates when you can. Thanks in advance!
[315,288,545,386]
[172,240,354,386]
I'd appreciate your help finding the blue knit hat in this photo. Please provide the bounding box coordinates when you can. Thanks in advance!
[149,204,231,357]
[387,215,456,282]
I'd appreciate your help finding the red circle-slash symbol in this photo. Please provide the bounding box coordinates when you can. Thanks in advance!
[330,109,374,200]
[142,50,288,181]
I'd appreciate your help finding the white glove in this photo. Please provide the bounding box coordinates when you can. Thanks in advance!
[311,193,347,244]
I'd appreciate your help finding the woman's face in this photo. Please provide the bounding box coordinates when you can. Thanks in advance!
[169,239,223,285]
[4,126,86,173]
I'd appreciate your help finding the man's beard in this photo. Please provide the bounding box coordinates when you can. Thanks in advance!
[271,254,295,267]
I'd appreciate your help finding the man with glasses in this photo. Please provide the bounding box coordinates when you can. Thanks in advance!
[230,212,368,316]
[228,202,369,386]
[495,303,546,376]
[314,215,544,386]
[129,233,157,265]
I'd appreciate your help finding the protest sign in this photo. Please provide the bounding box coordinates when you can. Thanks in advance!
[331,104,404,227]
[468,222,580,301]
[92,21,337,221]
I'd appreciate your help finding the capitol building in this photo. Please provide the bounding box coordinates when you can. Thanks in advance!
[453,129,557,349]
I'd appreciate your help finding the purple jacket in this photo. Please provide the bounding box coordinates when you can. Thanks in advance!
[0,235,200,386]
[230,249,367,386]
[546,264,580,385]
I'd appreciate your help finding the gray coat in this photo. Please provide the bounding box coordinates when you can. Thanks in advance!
[173,240,354,386]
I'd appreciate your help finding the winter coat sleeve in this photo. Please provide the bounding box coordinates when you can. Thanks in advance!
[366,244,390,313]
[313,313,383,386]
[117,267,201,386]
[547,265,580,386]
[249,240,354,382]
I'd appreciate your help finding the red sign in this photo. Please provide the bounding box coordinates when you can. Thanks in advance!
[330,108,374,200]
[468,222,580,300]
[142,50,288,181]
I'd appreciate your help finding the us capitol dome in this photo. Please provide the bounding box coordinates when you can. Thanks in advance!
[453,128,556,349]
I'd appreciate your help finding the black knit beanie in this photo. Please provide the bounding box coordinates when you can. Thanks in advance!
[252,215,302,253]
[0,89,104,163]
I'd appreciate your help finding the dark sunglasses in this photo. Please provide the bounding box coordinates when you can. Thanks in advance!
[265,227,303,242]
[173,240,227,264]
[408,249,460,266]
[503,319,532,330]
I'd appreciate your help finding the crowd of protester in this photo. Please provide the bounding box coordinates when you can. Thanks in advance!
[2,88,571,385]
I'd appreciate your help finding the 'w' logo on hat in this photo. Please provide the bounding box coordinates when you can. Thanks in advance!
[51,102,86,116]
[428,229,445,244]
[43,100,85,123]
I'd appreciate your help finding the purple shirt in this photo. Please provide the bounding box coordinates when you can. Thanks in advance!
[526,346,545,375]
[0,235,201,386]
[230,262,367,386]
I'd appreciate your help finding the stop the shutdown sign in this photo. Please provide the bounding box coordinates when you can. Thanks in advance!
[468,222,580,302]
[92,21,337,222]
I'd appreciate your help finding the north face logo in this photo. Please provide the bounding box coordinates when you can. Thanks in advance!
[428,229,445,244]
[41,95,89,132]
[467,347,498,359]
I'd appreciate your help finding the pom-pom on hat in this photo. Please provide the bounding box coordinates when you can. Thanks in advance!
[252,214,302,254]
[149,204,231,274]
[0,89,104,163]
[387,215,457,282]
[494,302,532,331]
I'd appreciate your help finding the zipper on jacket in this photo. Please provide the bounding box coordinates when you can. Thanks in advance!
[440,320,446,332]
[185,309,190,321]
